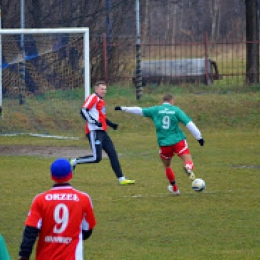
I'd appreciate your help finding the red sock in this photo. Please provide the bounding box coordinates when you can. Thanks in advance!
[185,161,194,170]
[165,168,178,191]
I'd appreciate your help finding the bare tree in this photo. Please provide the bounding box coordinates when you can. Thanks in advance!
[245,0,259,83]
[143,0,150,41]
[209,0,221,40]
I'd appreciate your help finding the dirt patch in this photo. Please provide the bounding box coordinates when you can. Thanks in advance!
[0,145,107,158]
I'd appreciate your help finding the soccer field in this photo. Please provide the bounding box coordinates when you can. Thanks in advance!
[1,127,260,259]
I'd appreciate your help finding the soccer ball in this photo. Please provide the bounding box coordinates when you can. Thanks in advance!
[192,178,206,192]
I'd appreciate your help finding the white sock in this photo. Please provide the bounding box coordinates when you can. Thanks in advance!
[118,177,126,182]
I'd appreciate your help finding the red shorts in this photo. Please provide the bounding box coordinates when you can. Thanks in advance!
[159,139,190,160]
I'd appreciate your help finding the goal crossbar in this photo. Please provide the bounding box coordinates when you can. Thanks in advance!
[0,28,90,35]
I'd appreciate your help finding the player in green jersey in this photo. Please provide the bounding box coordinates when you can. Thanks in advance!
[115,94,204,195]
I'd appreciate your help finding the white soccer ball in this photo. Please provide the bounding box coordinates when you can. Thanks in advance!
[192,178,206,192]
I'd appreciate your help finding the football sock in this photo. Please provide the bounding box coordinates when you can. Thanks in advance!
[166,167,175,182]
[166,168,178,192]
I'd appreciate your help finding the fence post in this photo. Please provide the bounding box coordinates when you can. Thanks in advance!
[0,9,2,116]
[135,0,142,100]
[135,42,142,99]
[204,32,210,85]
[102,33,108,85]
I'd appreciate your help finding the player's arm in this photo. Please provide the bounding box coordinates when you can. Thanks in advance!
[106,118,118,130]
[81,94,102,127]
[18,225,39,260]
[186,121,204,146]
[176,108,204,146]
[80,108,102,127]
[115,106,144,116]
[82,197,96,241]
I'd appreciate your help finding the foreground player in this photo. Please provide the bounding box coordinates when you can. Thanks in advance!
[18,158,96,260]
[115,94,204,195]
[70,81,135,185]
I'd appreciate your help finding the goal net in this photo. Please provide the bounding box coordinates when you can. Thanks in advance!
[0,28,90,138]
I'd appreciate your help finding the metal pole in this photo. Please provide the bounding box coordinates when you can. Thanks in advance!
[135,0,142,100]
[204,32,209,85]
[19,0,26,104]
[84,30,90,99]
[0,8,2,117]
[21,0,25,29]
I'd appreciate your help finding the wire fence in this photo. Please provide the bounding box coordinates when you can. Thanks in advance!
[92,33,258,88]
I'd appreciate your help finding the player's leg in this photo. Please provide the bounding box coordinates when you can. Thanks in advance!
[176,140,195,180]
[180,153,195,180]
[70,131,103,171]
[102,132,135,185]
[173,139,196,181]
[160,146,179,195]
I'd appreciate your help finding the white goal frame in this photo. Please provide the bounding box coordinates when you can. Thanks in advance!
[0,27,90,113]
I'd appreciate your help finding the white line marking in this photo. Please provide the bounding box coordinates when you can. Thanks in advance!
[0,132,79,140]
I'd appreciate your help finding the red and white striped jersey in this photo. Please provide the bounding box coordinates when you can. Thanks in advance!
[25,185,96,260]
[82,93,107,134]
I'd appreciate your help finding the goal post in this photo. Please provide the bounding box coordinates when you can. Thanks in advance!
[0,27,90,137]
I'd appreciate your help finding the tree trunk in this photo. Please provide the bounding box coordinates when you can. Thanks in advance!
[164,0,170,41]
[245,0,259,84]
[171,2,178,43]
[209,0,221,40]
[143,0,150,42]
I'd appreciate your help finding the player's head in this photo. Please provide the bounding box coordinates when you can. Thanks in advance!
[163,94,174,104]
[50,158,73,183]
[94,80,107,98]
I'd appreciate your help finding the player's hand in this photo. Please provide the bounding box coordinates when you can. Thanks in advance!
[198,138,205,146]
[95,121,102,127]
[112,123,118,130]
[114,106,122,111]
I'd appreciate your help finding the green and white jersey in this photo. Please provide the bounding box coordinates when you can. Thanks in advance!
[142,103,191,146]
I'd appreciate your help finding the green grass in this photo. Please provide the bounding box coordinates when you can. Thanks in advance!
[1,84,260,135]
[0,86,260,259]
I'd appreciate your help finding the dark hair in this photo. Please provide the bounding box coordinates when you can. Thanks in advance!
[163,94,173,102]
[94,80,106,87]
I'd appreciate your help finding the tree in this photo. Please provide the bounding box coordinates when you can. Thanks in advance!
[245,0,259,83]
[209,0,221,40]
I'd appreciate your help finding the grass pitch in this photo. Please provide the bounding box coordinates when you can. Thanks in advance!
[1,129,260,260]
[0,86,260,259]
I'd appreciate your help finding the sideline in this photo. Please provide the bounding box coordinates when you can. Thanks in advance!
[0,133,79,140]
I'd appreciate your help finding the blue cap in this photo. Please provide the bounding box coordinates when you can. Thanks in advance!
[50,158,72,182]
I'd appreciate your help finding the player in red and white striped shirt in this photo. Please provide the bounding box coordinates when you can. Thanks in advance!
[18,158,96,260]
[70,81,135,185]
